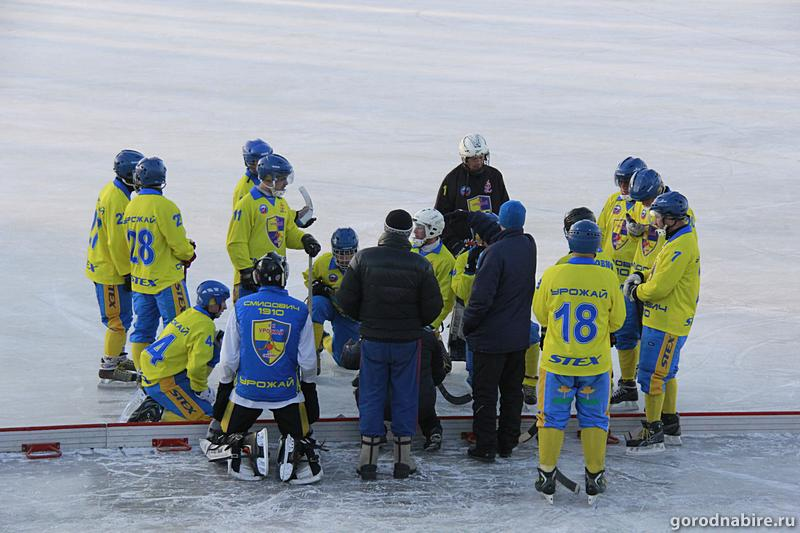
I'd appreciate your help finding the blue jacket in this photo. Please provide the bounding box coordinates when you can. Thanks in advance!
[462,228,537,353]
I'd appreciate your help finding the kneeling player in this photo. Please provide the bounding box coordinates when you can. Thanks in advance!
[136,280,230,422]
[533,220,625,504]
[213,252,322,484]
[303,227,361,367]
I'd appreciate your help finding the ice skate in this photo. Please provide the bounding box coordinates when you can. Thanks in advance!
[610,379,638,411]
[662,413,682,445]
[98,355,139,386]
[585,468,606,505]
[625,420,665,454]
[535,468,557,504]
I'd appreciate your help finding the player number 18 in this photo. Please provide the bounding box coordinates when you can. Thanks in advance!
[553,302,598,344]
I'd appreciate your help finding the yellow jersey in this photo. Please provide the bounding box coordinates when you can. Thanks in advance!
[86,179,132,285]
[451,248,476,303]
[141,307,216,392]
[123,189,195,294]
[413,240,455,329]
[555,248,615,271]
[597,192,641,283]
[226,187,305,284]
[231,171,259,211]
[637,224,701,337]
[632,204,696,277]
[533,257,626,376]
[303,252,346,290]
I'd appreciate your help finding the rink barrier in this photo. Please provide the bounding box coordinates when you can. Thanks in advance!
[1,411,799,455]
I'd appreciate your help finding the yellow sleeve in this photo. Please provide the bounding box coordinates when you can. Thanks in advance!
[431,257,455,329]
[107,192,131,276]
[636,242,693,302]
[304,255,326,288]
[451,252,474,302]
[284,206,306,249]
[158,201,194,261]
[226,197,254,271]
[532,272,550,327]
[186,319,215,392]
[597,194,615,240]
[608,276,626,332]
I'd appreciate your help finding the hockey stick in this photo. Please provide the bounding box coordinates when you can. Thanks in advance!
[308,252,320,376]
[518,422,538,444]
[555,468,580,494]
[437,383,472,405]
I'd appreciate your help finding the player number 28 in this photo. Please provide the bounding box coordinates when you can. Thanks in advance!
[127,229,156,266]
[553,302,598,344]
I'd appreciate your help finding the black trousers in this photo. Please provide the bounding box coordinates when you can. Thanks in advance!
[472,350,525,452]
[219,382,319,439]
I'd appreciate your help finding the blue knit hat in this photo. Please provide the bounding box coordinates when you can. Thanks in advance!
[499,200,526,230]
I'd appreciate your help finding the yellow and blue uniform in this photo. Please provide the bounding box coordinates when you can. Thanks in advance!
[533,256,625,473]
[124,188,194,368]
[226,187,305,296]
[555,248,614,271]
[141,306,217,421]
[86,178,134,356]
[412,240,455,329]
[231,170,259,211]
[302,252,360,365]
[636,224,700,399]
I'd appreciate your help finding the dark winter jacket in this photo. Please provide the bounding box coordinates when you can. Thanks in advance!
[337,231,443,342]
[462,228,537,353]
[434,164,509,254]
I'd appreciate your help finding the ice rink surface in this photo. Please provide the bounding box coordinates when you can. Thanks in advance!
[1,433,798,532]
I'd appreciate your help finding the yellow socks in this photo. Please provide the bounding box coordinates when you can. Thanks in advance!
[538,428,565,469]
[523,344,540,387]
[618,346,639,381]
[313,323,325,351]
[580,427,608,474]
[645,392,666,423]
[663,379,678,414]
[130,342,149,372]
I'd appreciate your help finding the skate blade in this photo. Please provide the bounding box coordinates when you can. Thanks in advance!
[200,439,232,462]
[97,379,138,388]
[665,435,682,446]
[279,438,295,482]
[625,442,666,455]
[288,465,323,485]
[587,494,600,506]
[610,401,639,412]
[227,460,264,481]
[540,492,554,505]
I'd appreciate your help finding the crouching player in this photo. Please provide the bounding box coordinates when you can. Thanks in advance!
[623,191,699,453]
[303,227,361,366]
[212,252,323,484]
[137,280,230,421]
[533,220,625,504]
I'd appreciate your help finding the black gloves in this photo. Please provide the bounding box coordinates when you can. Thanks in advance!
[239,267,257,292]
[610,333,617,347]
[311,280,333,298]
[444,209,468,225]
[301,234,321,257]
[464,246,483,274]
[539,327,547,350]
[123,274,132,292]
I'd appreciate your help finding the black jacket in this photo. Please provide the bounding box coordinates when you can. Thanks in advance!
[462,228,537,353]
[337,231,443,341]
[434,164,509,254]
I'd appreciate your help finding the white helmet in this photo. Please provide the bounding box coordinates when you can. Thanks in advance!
[412,208,445,247]
[458,134,489,163]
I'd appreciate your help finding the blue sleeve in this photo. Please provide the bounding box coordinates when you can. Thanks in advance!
[462,248,501,335]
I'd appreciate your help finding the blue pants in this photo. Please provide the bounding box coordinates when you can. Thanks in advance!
[614,296,641,350]
[638,326,687,394]
[359,339,421,437]
[312,295,360,366]
[538,370,611,431]
[94,282,133,331]
[143,371,212,420]
[130,281,190,344]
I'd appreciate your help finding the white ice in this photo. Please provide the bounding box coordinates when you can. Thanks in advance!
[1,1,799,425]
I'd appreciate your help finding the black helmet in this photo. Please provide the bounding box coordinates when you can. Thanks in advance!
[563,206,596,235]
[254,252,288,288]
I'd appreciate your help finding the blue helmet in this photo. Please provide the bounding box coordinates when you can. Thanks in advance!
[615,156,647,186]
[650,191,689,219]
[196,280,230,317]
[629,168,663,202]
[242,139,273,167]
[331,228,358,269]
[257,154,294,197]
[113,149,144,187]
[566,219,602,254]
[134,157,167,190]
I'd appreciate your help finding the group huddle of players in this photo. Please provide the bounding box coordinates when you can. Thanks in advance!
[85,134,700,499]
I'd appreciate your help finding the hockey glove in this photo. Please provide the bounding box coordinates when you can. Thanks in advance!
[301,234,321,257]
[444,209,468,224]
[539,327,547,350]
[610,333,617,347]
[623,272,645,302]
[311,280,333,298]
[182,239,198,268]
[625,215,646,238]
[464,246,483,274]
[239,267,258,292]
[123,274,132,292]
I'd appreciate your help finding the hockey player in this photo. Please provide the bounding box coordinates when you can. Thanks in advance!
[226,153,321,301]
[214,252,323,483]
[533,220,626,504]
[597,157,648,411]
[138,281,230,421]
[411,208,456,331]
[124,157,196,371]
[232,138,272,210]
[435,134,509,255]
[86,149,143,384]
[302,227,360,366]
[337,209,443,480]
[624,192,699,453]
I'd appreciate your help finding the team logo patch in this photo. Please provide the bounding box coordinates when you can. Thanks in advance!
[266,216,285,248]
[641,226,660,256]
[467,195,492,213]
[328,273,338,283]
[612,205,622,215]
[252,319,291,366]
[259,204,268,214]
[459,185,471,197]
[483,179,492,194]
[611,219,629,250]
